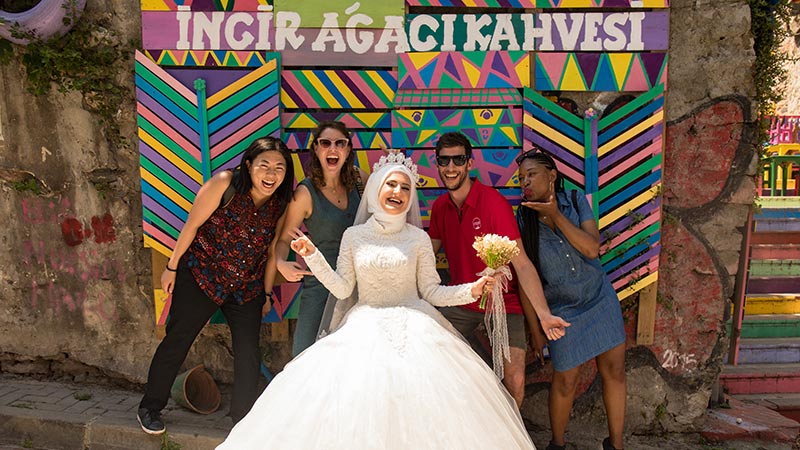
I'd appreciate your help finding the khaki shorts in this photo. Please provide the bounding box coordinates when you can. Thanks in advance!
[438,306,527,350]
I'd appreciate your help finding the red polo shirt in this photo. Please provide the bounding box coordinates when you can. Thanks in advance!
[428,180,523,314]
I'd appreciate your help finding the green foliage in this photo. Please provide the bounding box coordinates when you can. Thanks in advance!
[11,178,41,194]
[21,437,34,449]
[73,391,93,401]
[161,432,182,450]
[749,0,794,150]
[0,11,135,149]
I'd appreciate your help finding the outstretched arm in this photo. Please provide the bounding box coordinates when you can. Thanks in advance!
[290,228,356,300]
[275,185,315,283]
[417,232,493,306]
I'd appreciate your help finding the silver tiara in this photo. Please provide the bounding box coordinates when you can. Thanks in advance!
[373,151,419,184]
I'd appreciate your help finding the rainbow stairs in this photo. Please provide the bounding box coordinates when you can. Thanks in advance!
[721,195,800,421]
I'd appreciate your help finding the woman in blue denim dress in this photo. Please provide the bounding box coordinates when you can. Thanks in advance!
[515,149,627,450]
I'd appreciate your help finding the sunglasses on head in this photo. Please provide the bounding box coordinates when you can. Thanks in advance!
[436,155,469,167]
[316,138,350,149]
[515,147,543,165]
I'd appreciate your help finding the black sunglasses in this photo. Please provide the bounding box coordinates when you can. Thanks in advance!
[515,147,543,165]
[436,155,469,167]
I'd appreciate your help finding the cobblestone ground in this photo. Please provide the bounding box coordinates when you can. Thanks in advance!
[0,374,796,450]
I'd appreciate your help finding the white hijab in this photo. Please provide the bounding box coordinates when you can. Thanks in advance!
[317,158,423,338]
[354,162,423,232]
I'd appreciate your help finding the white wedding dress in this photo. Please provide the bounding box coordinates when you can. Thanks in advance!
[216,217,536,450]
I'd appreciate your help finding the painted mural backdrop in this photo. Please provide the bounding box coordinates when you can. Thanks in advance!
[135,0,668,331]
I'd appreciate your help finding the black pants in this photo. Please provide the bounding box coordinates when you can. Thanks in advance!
[139,264,265,422]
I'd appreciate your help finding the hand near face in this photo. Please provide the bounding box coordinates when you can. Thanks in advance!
[289,228,317,257]
[521,179,559,218]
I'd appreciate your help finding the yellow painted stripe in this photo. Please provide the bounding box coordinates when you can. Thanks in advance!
[599,185,660,229]
[523,115,583,157]
[367,71,394,102]
[744,295,800,315]
[307,72,341,108]
[327,71,365,109]
[599,110,663,157]
[140,169,193,211]
[139,130,203,184]
[144,235,172,258]
[616,273,658,301]
[281,87,299,109]
[208,59,276,107]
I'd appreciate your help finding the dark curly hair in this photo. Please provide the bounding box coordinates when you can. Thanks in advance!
[306,121,357,191]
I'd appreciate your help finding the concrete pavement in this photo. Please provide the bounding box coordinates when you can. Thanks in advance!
[1,373,798,450]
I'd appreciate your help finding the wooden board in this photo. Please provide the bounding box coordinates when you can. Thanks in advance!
[398,51,529,90]
[404,12,668,52]
[273,0,404,29]
[144,49,276,67]
[278,29,400,67]
[141,0,272,11]
[636,282,657,345]
[394,88,521,108]
[142,11,275,51]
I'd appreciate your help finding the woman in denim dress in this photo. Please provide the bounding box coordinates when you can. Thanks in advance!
[516,149,627,450]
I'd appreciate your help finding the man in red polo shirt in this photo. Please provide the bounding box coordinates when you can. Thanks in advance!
[428,131,570,408]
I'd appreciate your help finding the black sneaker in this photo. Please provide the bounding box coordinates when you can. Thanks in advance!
[601,437,622,450]
[546,442,566,450]
[137,407,165,435]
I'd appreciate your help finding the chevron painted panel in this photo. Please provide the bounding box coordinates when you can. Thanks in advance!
[398,51,529,90]
[521,84,664,299]
[534,52,668,92]
[392,107,522,148]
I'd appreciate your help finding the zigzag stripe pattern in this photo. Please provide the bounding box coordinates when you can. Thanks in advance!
[522,88,586,191]
[281,70,397,109]
[206,57,281,172]
[399,51,529,90]
[535,53,668,92]
[596,84,664,298]
[404,0,668,7]
[136,51,201,257]
[521,84,664,299]
[392,108,522,148]
[135,50,281,258]
[144,49,275,67]
[282,112,392,130]
[394,88,522,107]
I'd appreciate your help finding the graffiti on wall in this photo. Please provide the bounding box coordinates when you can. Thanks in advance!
[136,0,668,324]
[20,197,122,322]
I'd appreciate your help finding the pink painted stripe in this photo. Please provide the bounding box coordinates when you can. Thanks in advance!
[612,258,659,290]
[210,108,278,158]
[135,51,196,105]
[604,211,660,248]
[137,102,201,161]
[557,161,585,187]
[398,54,428,90]
[599,139,662,185]
[143,222,177,250]
[281,72,305,106]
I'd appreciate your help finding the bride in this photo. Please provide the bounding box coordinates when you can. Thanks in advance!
[216,153,555,450]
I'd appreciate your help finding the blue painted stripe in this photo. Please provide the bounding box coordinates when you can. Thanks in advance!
[141,180,188,222]
[135,74,198,129]
[599,170,661,215]
[523,99,584,142]
[598,96,664,145]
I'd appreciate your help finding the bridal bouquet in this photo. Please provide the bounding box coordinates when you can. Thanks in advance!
[472,233,519,379]
[472,234,519,309]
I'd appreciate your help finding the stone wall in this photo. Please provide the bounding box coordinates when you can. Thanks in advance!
[0,0,758,434]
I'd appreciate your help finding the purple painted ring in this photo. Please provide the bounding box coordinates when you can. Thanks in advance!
[0,0,87,45]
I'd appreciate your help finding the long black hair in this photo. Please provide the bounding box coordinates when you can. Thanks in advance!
[516,148,564,285]
[231,136,295,213]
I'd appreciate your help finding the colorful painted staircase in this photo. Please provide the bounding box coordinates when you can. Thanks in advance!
[721,154,800,421]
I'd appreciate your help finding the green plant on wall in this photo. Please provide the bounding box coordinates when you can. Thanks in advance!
[0,8,136,149]
[749,0,794,151]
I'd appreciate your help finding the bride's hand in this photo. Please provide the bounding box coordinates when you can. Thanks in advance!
[470,275,495,299]
[289,228,317,257]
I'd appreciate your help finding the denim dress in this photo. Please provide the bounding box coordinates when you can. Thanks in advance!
[522,191,625,372]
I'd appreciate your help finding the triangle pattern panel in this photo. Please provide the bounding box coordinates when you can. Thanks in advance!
[399,51,529,90]
[392,107,522,148]
[534,53,669,92]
